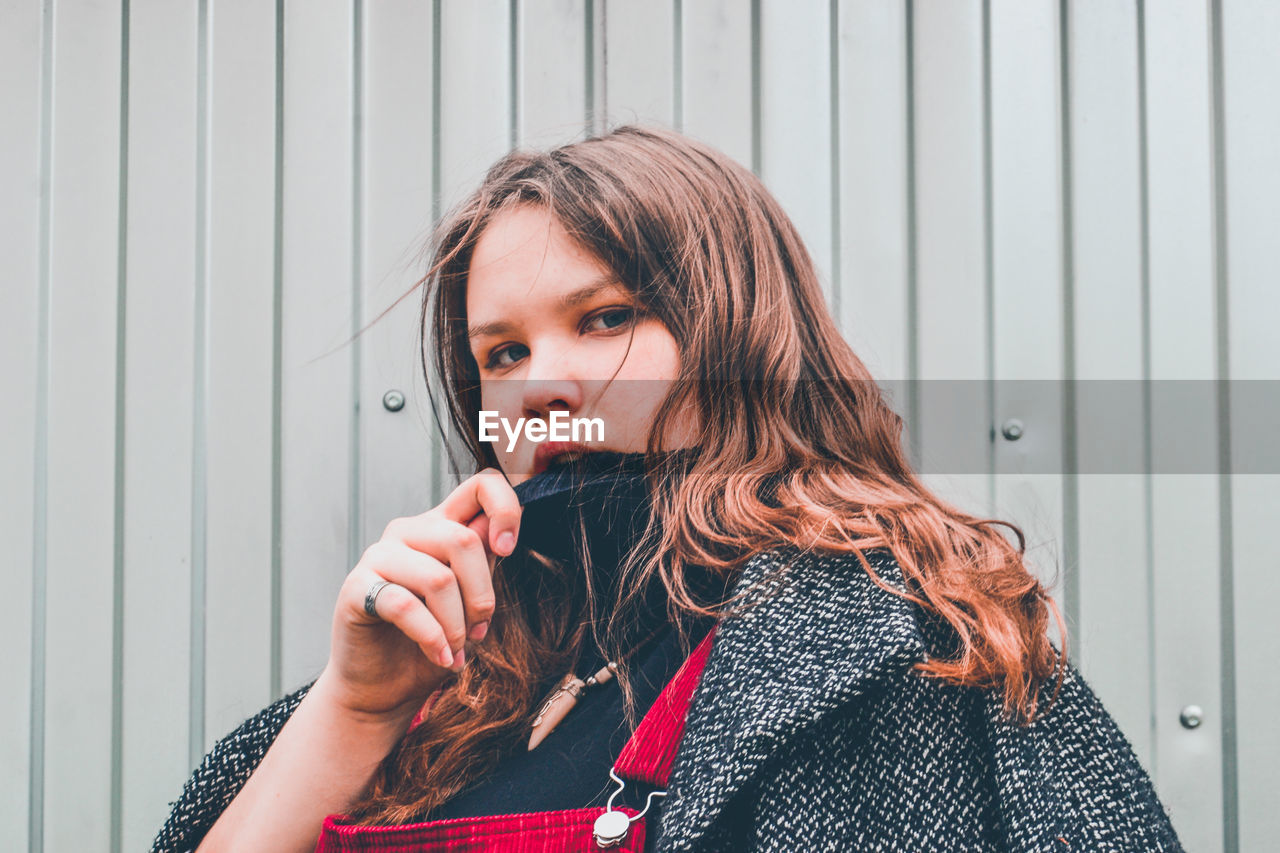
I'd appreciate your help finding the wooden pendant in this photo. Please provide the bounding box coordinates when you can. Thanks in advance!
[527,661,617,751]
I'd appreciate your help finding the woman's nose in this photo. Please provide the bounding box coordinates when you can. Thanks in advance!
[519,341,589,416]
[520,374,583,419]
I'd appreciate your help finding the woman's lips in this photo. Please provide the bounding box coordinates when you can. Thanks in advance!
[532,441,593,476]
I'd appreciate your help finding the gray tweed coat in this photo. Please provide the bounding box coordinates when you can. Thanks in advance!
[152,546,1186,852]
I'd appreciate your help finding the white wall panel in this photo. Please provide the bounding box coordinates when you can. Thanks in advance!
[759,0,834,304]
[1145,1,1225,848]
[279,0,357,693]
[681,0,754,172]
[203,0,281,756]
[120,2,199,849]
[835,0,909,380]
[988,0,1065,646]
[1220,2,1280,849]
[518,0,589,148]
[1065,0,1154,767]
[436,0,514,498]
[360,0,438,551]
[0,2,44,850]
[910,0,992,526]
[605,0,675,126]
[41,1,124,849]
[439,0,513,213]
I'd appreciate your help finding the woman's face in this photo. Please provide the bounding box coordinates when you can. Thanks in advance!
[465,204,692,483]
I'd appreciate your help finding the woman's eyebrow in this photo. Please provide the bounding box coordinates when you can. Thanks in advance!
[467,276,625,341]
[467,319,516,341]
[558,275,626,308]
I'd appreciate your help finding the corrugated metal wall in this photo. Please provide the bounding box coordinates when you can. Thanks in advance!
[1,1,1275,850]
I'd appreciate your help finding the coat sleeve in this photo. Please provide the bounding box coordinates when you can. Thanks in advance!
[736,673,1008,852]
[980,658,1187,852]
[738,661,1186,853]
[148,679,316,853]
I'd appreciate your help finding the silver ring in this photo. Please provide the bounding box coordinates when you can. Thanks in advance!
[364,579,393,618]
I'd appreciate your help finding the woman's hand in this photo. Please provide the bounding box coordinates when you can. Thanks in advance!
[315,467,521,722]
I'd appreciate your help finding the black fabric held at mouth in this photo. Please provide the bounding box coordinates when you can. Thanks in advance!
[416,450,724,838]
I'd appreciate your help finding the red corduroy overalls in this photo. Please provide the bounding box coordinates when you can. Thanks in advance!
[314,623,719,852]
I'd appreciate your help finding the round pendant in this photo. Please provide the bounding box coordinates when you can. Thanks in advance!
[592,809,632,848]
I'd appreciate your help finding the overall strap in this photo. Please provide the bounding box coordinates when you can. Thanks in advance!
[612,622,719,788]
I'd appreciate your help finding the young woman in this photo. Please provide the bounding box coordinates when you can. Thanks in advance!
[152,124,1184,852]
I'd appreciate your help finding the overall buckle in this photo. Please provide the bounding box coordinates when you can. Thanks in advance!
[592,767,667,849]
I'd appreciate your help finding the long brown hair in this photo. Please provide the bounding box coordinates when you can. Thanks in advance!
[344,123,1067,825]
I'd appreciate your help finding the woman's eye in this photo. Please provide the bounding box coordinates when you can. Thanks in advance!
[485,343,529,369]
[585,307,635,332]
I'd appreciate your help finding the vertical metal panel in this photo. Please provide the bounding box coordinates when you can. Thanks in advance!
[435,0,512,497]
[204,0,280,750]
[120,1,199,848]
[1065,0,1155,766]
[438,0,513,212]
[604,0,675,126]
[758,0,834,303]
[279,0,357,692]
[680,0,754,171]
[0,1,43,849]
[517,0,589,148]
[909,0,991,518]
[1220,1,1280,848]
[42,0,124,849]
[834,0,910,381]
[1144,0,1225,848]
[988,0,1065,644]
[359,0,437,551]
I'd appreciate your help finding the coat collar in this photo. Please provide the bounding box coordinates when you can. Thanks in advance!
[658,545,931,848]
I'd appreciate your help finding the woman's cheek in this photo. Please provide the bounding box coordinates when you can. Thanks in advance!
[479,384,520,417]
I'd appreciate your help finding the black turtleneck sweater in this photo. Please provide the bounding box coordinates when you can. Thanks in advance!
[416,452,723,844]
[421,615,716,828]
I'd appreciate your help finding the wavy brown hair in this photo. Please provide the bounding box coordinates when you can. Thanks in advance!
[342,123,1067,825]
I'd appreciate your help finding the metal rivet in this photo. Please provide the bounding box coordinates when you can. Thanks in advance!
[382,389,406,412]
[1179,705,1203,730]
[1000,418,1024,441]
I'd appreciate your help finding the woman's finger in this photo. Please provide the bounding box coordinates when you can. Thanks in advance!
[466,512,501,591]
[362,576,455,669]
[466,511,491,554]
[366,542,471,667]
[434,468,522,556]
[380,517,496,642]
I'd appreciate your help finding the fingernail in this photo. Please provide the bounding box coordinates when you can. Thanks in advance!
[451,648,467,671]
[496,531,515,554]
[437,646,454,668]
[469,620,489,642]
